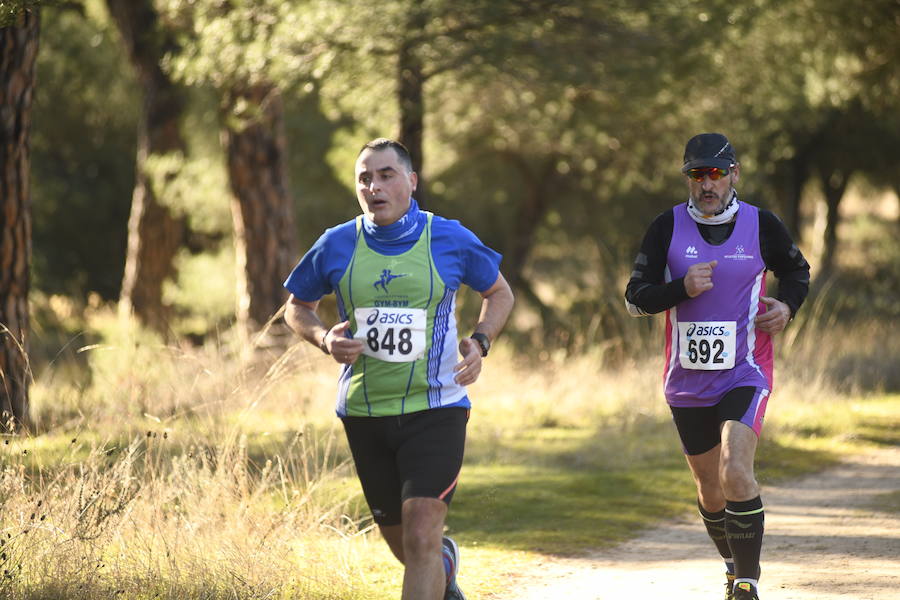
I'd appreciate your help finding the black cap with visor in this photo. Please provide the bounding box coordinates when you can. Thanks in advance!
[681,133,736,173]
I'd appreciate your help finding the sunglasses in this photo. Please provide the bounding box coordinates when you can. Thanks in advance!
[686,167,731,182]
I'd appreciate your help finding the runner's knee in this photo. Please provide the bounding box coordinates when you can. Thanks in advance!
[401,521,443,559]
[719,462,757,499]
[401,498,446,557]
[697,484,726,512]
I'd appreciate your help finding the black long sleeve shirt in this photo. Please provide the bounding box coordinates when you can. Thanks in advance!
[625,206,811,317]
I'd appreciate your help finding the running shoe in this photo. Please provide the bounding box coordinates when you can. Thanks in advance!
[732,581,759,600]
[724,572,736,600]
[442,536,467,600]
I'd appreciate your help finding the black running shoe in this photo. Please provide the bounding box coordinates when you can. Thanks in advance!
[732,581,759,600]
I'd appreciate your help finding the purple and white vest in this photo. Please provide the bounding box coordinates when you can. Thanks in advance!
[663,202,774,407]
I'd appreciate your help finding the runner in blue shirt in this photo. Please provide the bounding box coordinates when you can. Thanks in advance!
[284,138,514,600]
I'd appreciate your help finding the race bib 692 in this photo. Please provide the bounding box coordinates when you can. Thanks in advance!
[677,321,736,370]
[354,307,427,362]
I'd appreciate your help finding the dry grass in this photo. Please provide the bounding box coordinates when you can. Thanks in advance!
[3,311,392,600]
[2,300,897,599]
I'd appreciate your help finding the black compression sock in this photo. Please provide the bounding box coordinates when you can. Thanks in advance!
[725,496,764,580]
[698,499,732,561]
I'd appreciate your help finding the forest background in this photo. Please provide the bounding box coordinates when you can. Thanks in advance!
[0,1,899,599]
[4,0,900,377]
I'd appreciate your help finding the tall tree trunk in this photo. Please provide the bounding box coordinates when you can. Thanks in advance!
[397,11,427,207]
[498,152,573,338]
[502,153,556,292]
[772,151,809,241]
[0,9,39,431]
[106,0,186,333]
[222,84,298,340]
[818,168,849,279]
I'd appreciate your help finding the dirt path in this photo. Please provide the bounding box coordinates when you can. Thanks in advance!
[494,446,900,600]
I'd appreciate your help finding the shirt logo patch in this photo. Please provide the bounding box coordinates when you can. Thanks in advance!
[373,269,409,293]
[684,245,699,258]
[724,245,756,261]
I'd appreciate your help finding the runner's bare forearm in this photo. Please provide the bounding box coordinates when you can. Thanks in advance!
[473,272,514,341]
[284,296,329,348]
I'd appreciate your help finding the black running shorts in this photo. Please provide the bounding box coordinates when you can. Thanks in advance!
[341,407,468,526]
[669,386,762,456]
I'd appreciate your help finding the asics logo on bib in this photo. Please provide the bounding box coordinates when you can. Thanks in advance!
[366,310,415,325]
[685,323,729,337]
[378,313,412,325]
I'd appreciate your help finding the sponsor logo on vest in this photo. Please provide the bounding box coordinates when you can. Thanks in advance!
[364,308,415,325]
[685,245,698,258]
[377,312,414,325]
[685,323,730,337]
[373,269,409,293]
[724,244,755,261]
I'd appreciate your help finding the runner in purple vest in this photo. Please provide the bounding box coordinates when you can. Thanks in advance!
[625,133,811,600]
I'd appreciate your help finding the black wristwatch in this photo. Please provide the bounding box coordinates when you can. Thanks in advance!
[470,332,490,357]
[319,331,330,355]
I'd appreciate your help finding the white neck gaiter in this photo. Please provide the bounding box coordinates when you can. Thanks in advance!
[687,189,739,225]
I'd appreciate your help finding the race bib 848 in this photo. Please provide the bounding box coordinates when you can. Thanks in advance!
[354,307,427,362]
[677,321,736,370]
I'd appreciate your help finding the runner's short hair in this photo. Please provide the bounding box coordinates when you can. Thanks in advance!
[359,138,414,173]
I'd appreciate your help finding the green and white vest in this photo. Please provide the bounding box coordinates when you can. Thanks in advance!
[335,213,466,416]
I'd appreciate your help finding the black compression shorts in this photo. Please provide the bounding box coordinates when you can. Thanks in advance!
[669,386,764,455]
[341,407,468,526]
